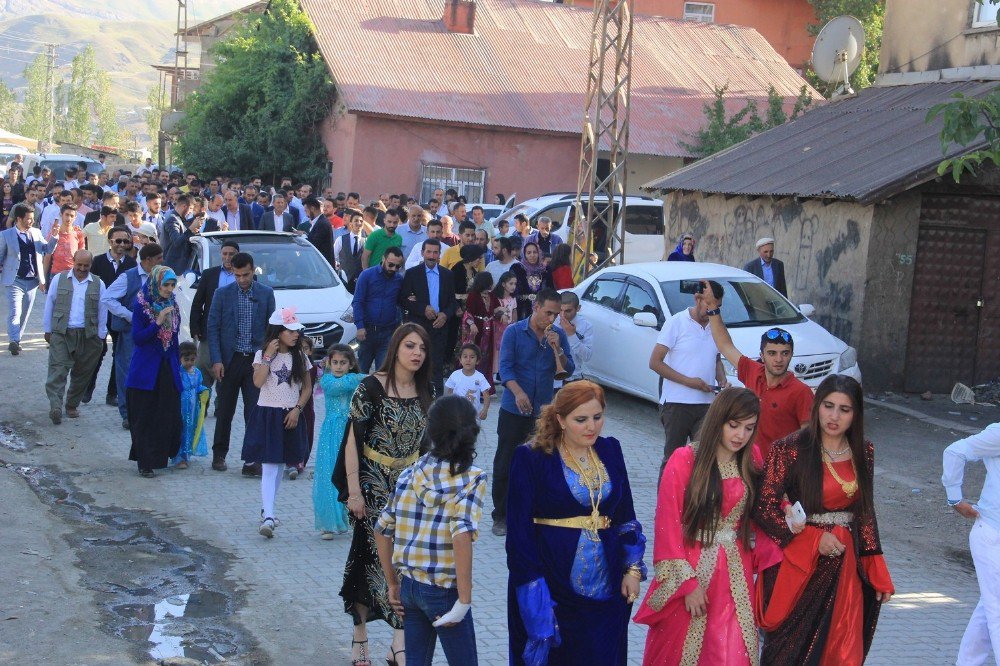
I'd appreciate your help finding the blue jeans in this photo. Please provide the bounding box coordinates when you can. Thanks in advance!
[114,326,134,420]
[358,324,395,373]
[400,576,477,666]
[6,277,39,343]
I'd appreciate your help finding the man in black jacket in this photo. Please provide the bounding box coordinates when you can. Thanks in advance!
[398,238,457,395]
[84,226,136,405]
[743,237,788,298]
[189,239,240,395]
[301,196,334,268]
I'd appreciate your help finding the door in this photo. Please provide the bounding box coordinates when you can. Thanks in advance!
[904,224,986,392]
[578,276,626,384]
[610,278,666,399]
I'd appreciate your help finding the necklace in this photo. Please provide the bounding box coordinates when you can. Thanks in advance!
[822,441,850,457]
[822,449,858,498]
[560,444,607,542]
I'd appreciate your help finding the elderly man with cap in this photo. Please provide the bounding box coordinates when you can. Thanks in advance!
[744,236,787,297]
[42,250,108,424]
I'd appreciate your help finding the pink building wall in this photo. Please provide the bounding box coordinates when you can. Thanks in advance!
[322,113,582,202]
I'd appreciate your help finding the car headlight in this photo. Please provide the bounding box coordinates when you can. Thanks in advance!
[341,308,354,324]
[839,346,858,370]
[721,358,737,377]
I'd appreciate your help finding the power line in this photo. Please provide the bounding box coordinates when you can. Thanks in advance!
[0,33,55,46]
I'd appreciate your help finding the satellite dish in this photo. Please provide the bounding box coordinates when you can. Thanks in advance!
[811,16,865,98]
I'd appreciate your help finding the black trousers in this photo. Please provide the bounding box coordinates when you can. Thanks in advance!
[492,409,536,521]
[212,353,260,460]
[85,330,118,400]
[410,318,450,396]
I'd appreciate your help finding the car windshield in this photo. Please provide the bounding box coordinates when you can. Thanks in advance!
[659,278,804,327]
[207,235,340,290]
[491,203,540,226]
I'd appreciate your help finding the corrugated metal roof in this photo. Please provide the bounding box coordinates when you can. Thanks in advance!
[644,81,998,204]
[299,0,814,158]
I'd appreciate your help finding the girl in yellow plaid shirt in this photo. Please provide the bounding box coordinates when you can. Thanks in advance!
[375,395,487,665]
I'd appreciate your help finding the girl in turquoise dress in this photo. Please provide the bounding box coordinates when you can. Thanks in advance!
[173,341,209,468]
[313,344,365,539]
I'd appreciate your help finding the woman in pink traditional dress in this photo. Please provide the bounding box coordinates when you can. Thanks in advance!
[634,388,780,665]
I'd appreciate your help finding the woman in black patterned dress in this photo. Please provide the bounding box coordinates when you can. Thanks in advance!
[334,323,433,666]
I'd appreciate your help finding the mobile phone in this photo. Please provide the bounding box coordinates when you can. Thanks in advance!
[679,279,703,294]
[786,501,807,530]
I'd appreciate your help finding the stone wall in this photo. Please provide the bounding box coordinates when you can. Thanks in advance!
[664,193,875,347]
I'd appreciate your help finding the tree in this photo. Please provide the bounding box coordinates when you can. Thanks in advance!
[145,83,167,144]
[18,54,52,142]
[94,71,123,146]
[805,0,884,92]
[176,0,336,183]
[0,81,17,126]
[928,1,1000,182]
[62,45,100,145]
[682,85,813,158]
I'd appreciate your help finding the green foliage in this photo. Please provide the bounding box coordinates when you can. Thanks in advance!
[0,80,17,124]
[17,54,51,142]
[682,85,813,158]
[929,2,1000,182]
[175,0,335,183]
[94,70,123,146]
[805,0,884,92]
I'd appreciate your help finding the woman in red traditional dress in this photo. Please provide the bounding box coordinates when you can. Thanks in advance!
[753,374,894,665]
[461,271,500,385]
[635,388,781,665]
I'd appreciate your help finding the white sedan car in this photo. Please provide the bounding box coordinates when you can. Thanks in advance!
[571,262,861,403]
[175,231,357,356]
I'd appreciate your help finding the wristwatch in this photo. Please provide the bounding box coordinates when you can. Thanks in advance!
[706,308,721,317]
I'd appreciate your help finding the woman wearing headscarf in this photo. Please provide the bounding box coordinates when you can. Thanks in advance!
[125,265,183,478]
[517,241,553,319]
[667,234,695,262]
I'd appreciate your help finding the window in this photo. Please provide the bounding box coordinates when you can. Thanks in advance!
[419,165,486,204]
[975,1,1000,26]
[624,205,665,236]
[582,278,624,311]
[683,2,715,23]
[621,282,663,324]
[659,279,803,325]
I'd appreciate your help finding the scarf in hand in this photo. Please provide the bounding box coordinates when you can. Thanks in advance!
[137,265,179,350]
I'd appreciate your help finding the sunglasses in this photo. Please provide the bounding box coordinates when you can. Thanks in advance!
[112,238,133,244]
[384,262,401,269]
[765,328,792,343]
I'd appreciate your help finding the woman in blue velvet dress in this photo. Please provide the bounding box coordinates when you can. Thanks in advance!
[506,380,647,666]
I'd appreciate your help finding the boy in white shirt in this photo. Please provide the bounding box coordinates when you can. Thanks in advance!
[445,344,492,422]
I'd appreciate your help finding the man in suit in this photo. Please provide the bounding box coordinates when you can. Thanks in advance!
[101,243,164,429]
[0,203,50,355]
[332,210,366,292]
[207,251,275,474]
[743,237,788,297]
[162,194,202,273]
[85,226,137,405]
[189,239,240,396]
[398,238,457,395]
[259,193,294,232]
[300,196,334,268]
[217,189,254,231]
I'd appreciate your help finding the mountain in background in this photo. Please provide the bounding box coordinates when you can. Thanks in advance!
[0,0,247,146]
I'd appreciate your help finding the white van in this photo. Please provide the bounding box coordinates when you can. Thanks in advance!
[490,193,665,263]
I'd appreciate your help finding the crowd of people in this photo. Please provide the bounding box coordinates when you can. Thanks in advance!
[4,157,996,666]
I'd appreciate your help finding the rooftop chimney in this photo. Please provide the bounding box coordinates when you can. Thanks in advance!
[443,0,476,34]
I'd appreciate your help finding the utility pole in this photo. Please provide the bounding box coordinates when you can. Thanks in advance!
[44,43,56,151]
[570,0,634,283]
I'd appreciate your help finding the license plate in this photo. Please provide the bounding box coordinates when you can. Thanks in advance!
[308,335,324,349]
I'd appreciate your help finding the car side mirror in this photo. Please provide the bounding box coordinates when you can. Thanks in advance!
[633,312,658,328]
[798,304,815,317]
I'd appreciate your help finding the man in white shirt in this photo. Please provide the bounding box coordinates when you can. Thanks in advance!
[648,279,726,474]
[405,218,450,270]
[204,194,226,228]
[484,236,520,283]
[397,205,429,259]
[42,250,108,423]
[943,423,1000,665]
[40,191,76,238]
[556,292,593,385]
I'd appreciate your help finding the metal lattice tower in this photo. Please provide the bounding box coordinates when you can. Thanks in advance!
[174,0,190,107]
[571,0,634,283]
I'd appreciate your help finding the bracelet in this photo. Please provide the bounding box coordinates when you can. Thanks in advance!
[295,404,304,412]
[705,308,721,317]
[261,354,273,364]
[626,565,643,580]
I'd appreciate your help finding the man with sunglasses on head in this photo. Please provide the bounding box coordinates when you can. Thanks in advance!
[699,279,813,460]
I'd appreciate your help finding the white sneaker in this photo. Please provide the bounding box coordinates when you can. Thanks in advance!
[259,517,275,538]
[287,467,298,480]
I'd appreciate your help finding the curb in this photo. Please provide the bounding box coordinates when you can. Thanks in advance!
[863,397,982,436]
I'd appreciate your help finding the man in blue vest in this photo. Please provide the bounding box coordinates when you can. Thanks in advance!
[100,243,164,429]
[0,204,50,355]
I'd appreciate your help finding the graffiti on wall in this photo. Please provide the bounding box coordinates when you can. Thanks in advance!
[667,196,865,344]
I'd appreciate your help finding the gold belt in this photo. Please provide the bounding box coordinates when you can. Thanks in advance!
[533,515,611,531]
[363,446,418,470]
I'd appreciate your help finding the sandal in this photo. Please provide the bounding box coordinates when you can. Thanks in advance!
[386,647,404,666]
[351,639,371,666]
